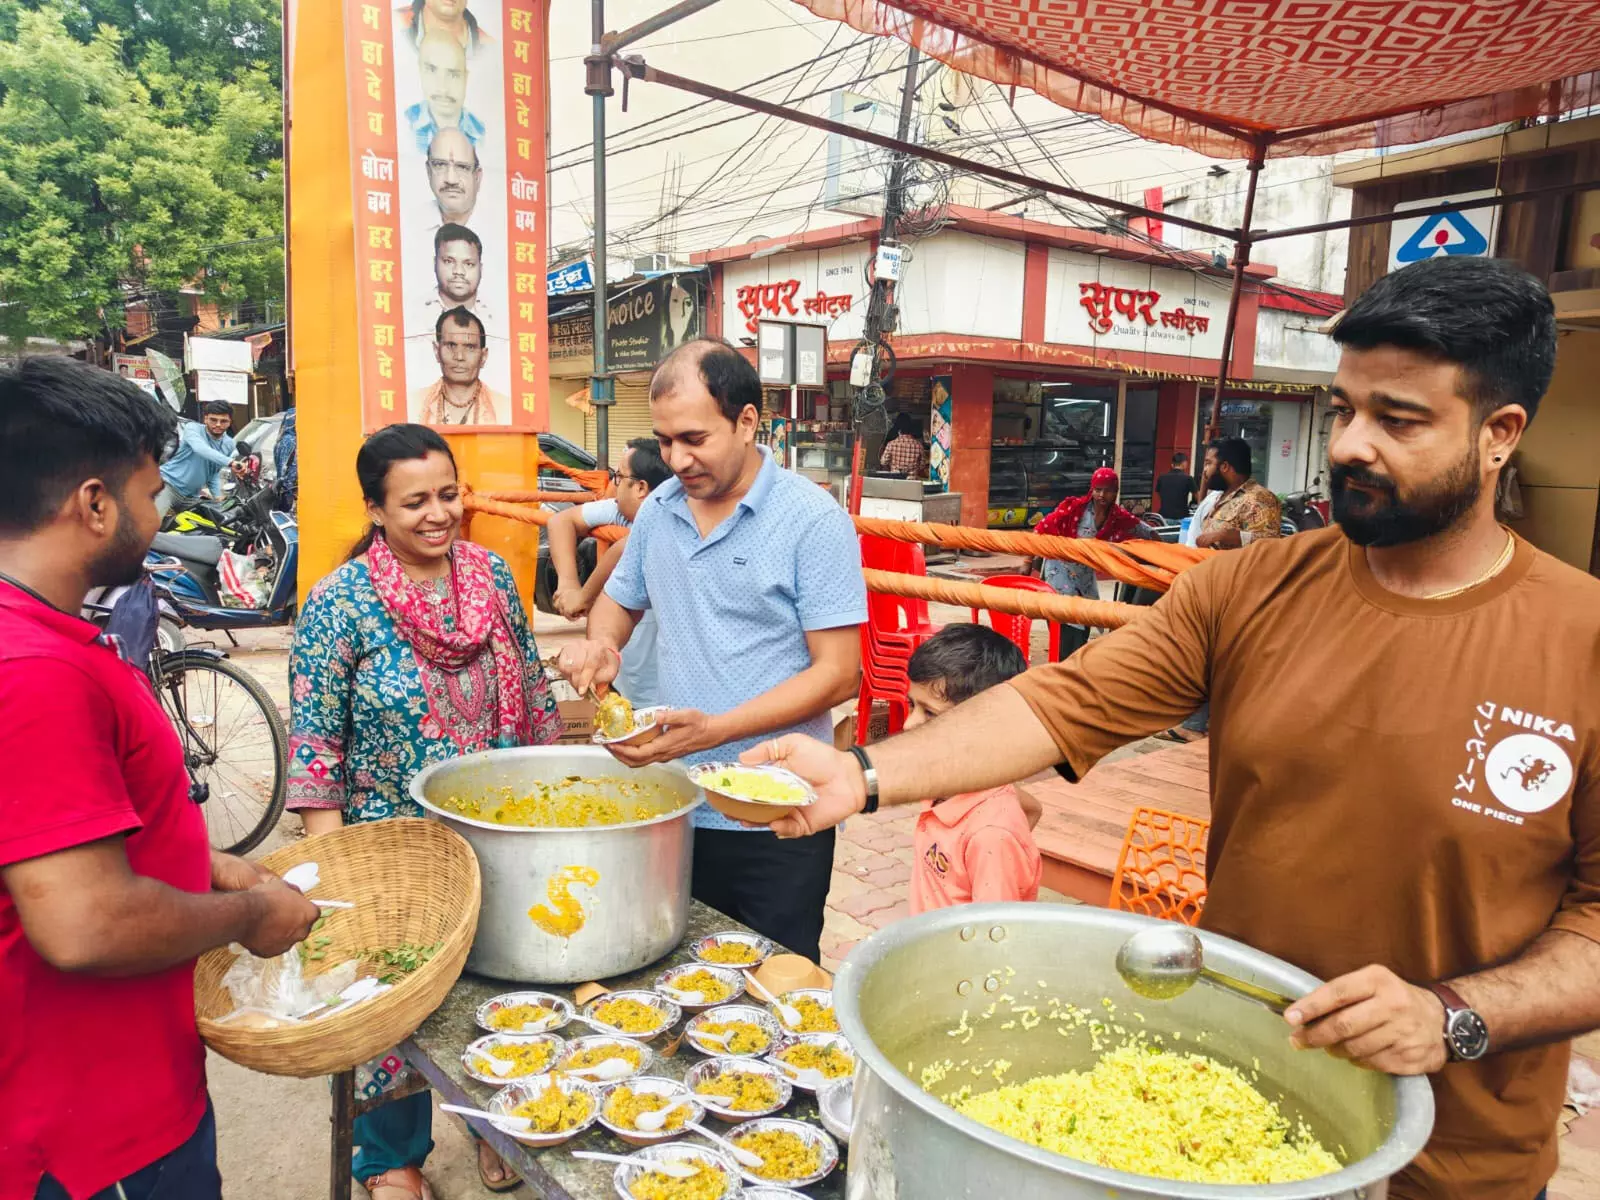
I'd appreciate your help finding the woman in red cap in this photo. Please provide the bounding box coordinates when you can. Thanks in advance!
[1032,467,1141,658]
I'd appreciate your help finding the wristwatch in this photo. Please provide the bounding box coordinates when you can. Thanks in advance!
[846,745,880,815]
[1427,983,1490,1061]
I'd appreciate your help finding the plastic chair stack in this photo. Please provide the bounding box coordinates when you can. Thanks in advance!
[1107,806,1210,925]
[855,535,941,743]
[967,573,1063,663]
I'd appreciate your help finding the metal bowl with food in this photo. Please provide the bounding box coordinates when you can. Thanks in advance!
[556,1035,656,1082]
[769,987,839,1034]
[686,762,816,826]
[654,963,744,1012]
[462,1032,566,1085]
[582,990,682,1042]
[411,747,701,984]
[685,1056,794,1121]
[835,903,1436,1199]
[609,1143,741,1200]
[691,929,774,969]
[591,705,669,749]
[767,1032,855,1092]
[476,990,574,1036]
[724,1116,840,1189]
[685,1004,785,1058]
[486,1073,602,1148]
[599,1075,704,1146]
[743,1190,811,1200]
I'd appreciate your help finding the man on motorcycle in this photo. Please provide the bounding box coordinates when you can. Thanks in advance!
[0,357,318,1199]
[157,400,237,516]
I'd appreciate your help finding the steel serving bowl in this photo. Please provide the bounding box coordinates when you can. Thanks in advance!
[834,903,1436,1200]
[816,1075,854,1144]
[475,991,573,1036]
[654,962,745,1012]
[691,929,774,969]
[685,1004,786,1058]
[598,1075,704,1146]
[766,1032,856,1093]
[485,1073,602,1148]
[462,1032,566,1085]
[683,1056,794,1121]
[725,1116,840,1189]
[410,747,701,984]
[555,1035,656,1082]
[609,1143,741,1200]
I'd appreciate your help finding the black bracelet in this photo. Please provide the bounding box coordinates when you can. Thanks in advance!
[847,744,879,814]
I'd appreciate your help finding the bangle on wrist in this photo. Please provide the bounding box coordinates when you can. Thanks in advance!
[846,744,880,814]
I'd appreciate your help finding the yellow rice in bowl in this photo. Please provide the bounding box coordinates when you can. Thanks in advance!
[488,1002,555,1033]
[473,1040,556,1078]
[511,1083,595,1134]
[561,1041,645,1072]
[697,940,762,966]
[626,1161,730,1200]
[697,1020,770,1055]
[604,1085,690,1133]
[729,1129,823,1182]
[948,1044,1341,1184]
[692,1069,783,1113]
[781,996,838,1034]
[592,997,671,1035]
[662,968,735,1004]
[773,1041,853,1080]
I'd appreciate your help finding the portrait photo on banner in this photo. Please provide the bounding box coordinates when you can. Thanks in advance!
[393,0,512,427]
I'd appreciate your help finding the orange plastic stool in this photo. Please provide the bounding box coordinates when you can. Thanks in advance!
[1107,806,1209,924]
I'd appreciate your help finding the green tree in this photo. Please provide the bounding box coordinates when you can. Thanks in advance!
[0,0,283,341]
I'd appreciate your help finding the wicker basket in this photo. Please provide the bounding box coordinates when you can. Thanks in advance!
[194,817,481,1078]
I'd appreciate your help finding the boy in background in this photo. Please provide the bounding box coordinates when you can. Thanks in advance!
[904,624,1043,914]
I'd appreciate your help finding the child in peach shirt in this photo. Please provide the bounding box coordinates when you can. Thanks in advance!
[905,625,1043,915]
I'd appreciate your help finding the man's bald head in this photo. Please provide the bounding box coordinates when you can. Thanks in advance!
[649,338,760,425]
[427,127,481,221]
[418,31,468,129]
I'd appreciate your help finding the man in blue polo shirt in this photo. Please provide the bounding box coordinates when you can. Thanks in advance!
[556,339,864,961]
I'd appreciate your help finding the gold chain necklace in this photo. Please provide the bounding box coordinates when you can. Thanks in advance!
[1420,531,1516,601]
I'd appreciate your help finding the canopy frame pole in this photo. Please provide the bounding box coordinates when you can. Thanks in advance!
[603,0,723,52]
[1206,145,1266,441]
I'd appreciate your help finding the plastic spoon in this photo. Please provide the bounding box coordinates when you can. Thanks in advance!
[312,899,355,910]
[567,1013,645,1037]
[630,1100,689,1133]
[570,1151,695,1179]
[437,1103,531,1132]
[563,1057,636,1082]
[473,1054,517,1078]
[742,971,801,1028]
[658,985,706,1005]
[686,1119,764,1168]
[281,862,320,892]
[771,1060,827,1089]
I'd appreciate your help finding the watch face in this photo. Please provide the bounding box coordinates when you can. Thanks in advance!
[1447,1009,1490,1060]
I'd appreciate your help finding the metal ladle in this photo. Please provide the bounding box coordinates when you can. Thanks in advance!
[1115,924,1297,1014]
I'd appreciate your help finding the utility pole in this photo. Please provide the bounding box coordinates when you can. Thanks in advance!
[585,0,614,467]
[851,46,921,430]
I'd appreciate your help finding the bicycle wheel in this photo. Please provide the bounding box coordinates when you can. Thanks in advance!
[153,651,287,855]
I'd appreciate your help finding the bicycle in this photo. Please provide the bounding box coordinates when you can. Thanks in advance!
[84,586,288,855]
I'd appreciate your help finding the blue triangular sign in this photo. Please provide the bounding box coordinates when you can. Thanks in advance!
[1395,211,1489,263]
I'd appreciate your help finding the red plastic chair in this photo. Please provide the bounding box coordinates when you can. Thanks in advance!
[968,573,1063,663]
[855,625,912,743]
[1107,806,1210,924]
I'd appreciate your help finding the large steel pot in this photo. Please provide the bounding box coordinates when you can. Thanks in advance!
[410,746,700,984]
[835,904,1435,1200]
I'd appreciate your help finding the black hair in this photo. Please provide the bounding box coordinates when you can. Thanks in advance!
[1171,451,1188,467]
[347,423,457,559]
[434,223,482,256]
[435,306,486,344]
[624,436,672,491]
[1214,437,1252,479]
[908,623,1029,708]
[408,0,481,49]
[1331,255,1556,425]
[0,355,177,535]
[649,337,761,424]
[202,400,232,418]
[888,413,922,440]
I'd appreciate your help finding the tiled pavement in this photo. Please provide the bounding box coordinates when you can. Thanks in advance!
[220,610,1600,1195]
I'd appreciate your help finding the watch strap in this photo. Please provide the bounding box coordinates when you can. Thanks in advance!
[1428,982,1469,1014]
[847,744,879,814]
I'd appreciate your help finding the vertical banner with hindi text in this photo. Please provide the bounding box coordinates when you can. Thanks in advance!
[345,0,549,432]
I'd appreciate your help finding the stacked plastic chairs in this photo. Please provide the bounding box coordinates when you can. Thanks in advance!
[855,535,940,743]
[1107,806,1210,925]
[967,573,1063,663]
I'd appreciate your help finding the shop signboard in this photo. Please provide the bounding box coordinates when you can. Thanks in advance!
[1387,190,1499,273]
[547,259,593,295]
[1043,251,1231,363]
[606,273,701,372]
[722,247,867,343]
[342,0,550,431]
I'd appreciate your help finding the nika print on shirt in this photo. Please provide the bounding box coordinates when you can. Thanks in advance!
[1453,700,1578,824]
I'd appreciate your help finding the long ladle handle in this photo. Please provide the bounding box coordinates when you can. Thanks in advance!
[1199,967,1296,1014]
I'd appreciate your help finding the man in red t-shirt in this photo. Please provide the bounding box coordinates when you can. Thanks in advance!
[0,358,319,1200]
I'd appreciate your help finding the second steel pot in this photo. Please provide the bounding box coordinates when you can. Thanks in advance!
[410,746,700,984]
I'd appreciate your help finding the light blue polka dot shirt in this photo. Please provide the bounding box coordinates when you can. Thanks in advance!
[605,447,867,830]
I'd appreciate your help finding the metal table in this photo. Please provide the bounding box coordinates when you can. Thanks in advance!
[330,901,846,1199]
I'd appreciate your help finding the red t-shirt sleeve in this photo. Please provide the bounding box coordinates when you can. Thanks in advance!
[965,826,1037,904]
[0,658,141,867]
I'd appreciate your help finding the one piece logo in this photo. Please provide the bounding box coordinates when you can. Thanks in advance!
[1484,733,1574,814]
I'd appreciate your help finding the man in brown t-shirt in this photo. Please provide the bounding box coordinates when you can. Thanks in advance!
[749,256,1600,1200]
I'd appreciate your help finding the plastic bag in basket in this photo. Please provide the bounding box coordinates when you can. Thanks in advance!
[217,942,360,1023]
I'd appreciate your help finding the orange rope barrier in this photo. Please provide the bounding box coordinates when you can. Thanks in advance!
[461,494,625,544]
[853,517,1210,591]
[864,569,1142,629]
[474,488,605,504]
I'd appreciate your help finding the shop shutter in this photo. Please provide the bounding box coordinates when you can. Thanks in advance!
[583,374,654,460]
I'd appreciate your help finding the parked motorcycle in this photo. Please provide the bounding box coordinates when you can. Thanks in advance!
[147,482,298,632]
[1281,490,1329,532]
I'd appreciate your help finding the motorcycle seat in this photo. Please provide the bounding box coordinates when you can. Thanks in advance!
[151,532,226,566]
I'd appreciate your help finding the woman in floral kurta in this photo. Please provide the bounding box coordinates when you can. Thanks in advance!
[287,424,558,1199]
[286,551,559,821]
